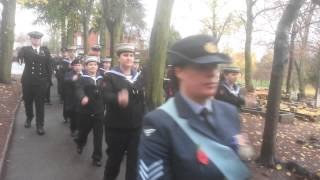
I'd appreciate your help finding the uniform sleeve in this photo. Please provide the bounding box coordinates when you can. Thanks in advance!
[43,47,53,84]
[138,114,172,180]
[17,47,25,64]
[102,74,118,105]
[75,77,86,101]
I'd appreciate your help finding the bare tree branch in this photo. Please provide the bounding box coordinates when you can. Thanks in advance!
[253,4,284,19]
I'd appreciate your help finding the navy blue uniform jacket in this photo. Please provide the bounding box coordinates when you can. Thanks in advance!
[138,93,242,180]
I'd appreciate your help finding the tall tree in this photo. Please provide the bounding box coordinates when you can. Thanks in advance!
[102,0,126,64]
[294,2,316,99]
[201,0,240,46]
[0,0,16,83]
[244,0,282,91]
[286,22,298,95]
[78,0,95,53]
[146,0,175,110]
[259,0,305,166]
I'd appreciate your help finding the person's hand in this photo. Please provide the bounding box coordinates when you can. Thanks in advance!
[81,96,89,106]
[118,89,129,108]
[245,95,258,108]
[234,134,255,160]
[72,75,78,81]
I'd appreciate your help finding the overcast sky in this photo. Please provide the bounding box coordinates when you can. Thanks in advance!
[13,0,276,59]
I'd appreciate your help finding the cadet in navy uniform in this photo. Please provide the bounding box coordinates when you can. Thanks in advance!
[17,31,52,135]
[216,67,257,109]
[63,58,83,137]
[215,67,245,108]
[103,43,145,180]
[55,47,69,101]
[75,56,104,167]
[99,57,112,75]
[58,46,75,122]
[137,35,251,180]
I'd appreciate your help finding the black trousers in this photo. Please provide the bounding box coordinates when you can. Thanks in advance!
[103,127,141,180]
[45,84,51,102]
[64,109,78,132]
[77,113,103,160]
[22,83,46,128]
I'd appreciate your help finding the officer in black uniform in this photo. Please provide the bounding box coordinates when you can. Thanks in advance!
[103,43,145,180]
[75,56,104,167]
[137,35,252,180]
[17,31,52,135]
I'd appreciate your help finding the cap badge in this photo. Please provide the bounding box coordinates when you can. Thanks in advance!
[203,42,218,53]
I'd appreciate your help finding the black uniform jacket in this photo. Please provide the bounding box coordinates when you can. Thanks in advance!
[138,93,241,180]
[18,46,52,85]
[64,70,82,111]
[215,81,245,108]
[56,58,71,81]
[76,72,104,115]
[103,67,145,129]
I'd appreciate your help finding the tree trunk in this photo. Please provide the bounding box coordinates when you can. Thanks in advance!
[146,0,175,110]
[82,18,88,54]
[245,0,254,91]
[100,22,107,58]
[111,0,126,66]
[0,0,16,83]
[286,23,298,95]
[66,17,75,47]
[259,0,305,166]
[296,3,316,99]
[60,16,67,48]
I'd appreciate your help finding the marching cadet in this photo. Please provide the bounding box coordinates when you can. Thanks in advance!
[133,58,141,72]
[57,46,75,122]
[215,67,256,109]
[63,58,83,137]
[103,43,145,180]
[55,47,69,102]
[99,57,112,75]
[89,44,101,58]
[75,56,104,167]
[137,35,251,180]
[17,31,52,135]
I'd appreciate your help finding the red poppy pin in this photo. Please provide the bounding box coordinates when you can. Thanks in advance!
[196,147,209,165]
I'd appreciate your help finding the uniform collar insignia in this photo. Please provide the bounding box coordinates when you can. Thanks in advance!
[143,128,156,137]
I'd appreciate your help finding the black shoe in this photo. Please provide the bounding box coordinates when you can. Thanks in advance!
[77,146,83,154]
[63,118,69,124]
[71,130,78,138]
[24,120,31,128]
[37,127,45,135]
[92,159,102,167]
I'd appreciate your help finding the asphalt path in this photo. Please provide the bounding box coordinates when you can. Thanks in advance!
[1,81,126,180]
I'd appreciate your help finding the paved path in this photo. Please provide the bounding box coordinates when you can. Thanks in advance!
[1,82,125,180]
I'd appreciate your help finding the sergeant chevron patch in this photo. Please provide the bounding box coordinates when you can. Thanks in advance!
[139,160,164,180]
[143,128,156,137]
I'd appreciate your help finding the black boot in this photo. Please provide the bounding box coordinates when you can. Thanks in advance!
[24,118,32,128]
[92,159,102,167]
[36,127,45,135]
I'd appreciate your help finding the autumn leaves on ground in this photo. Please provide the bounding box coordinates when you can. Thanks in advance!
[242,112,320,180]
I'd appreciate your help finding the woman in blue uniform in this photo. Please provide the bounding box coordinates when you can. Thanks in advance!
[137,35,251,180]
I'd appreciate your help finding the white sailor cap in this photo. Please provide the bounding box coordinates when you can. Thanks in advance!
[84,56,100,64]
[115,43,135,54]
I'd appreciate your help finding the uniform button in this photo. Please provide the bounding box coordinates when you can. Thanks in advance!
[32,72,34,74]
